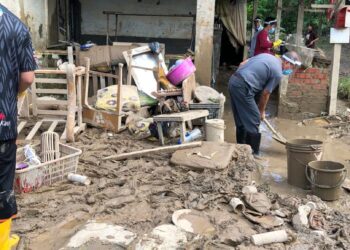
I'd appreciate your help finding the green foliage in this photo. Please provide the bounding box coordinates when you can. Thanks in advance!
[339,77,350,99]
[247,0,331,37]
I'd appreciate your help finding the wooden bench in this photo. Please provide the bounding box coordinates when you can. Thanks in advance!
[153,110,209,145]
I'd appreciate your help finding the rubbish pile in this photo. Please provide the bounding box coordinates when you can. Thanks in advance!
[84,42,226,144]
[13,129,350,249]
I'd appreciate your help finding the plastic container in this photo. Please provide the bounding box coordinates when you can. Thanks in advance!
[166,57,196,85]
[15,143,82,193]
[205,119,225,143]
[178,128,202,144]
[189,103,221,120]
[251,230,289,246]
[229,198,246,213]
[306,161,347,201]
[286,139,323,189]
[68,173,91,186]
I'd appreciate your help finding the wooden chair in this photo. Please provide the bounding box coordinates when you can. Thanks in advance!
[17,66,86,142]
[82,58,127,133]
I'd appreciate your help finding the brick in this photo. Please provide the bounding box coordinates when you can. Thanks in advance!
[303,79,313,84]
[313,84,328,90]
[315,74,327,80]
[305,68,321,74]
[296,73,307,79]
[310,79,321,84]
[305,73,314,79]
[319,79,329,85]
[289,90,302,97]
[288,77,301,84]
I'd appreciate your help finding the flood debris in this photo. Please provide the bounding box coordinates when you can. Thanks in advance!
[66,221,136,248]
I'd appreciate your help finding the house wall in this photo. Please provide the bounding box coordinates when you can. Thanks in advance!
[1,0,48,51]
[80,0,196,40]
[278,67,330,119]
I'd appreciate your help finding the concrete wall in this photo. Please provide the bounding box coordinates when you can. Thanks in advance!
[1,0,48,51]
[80,0,196,39]
[278,67,330,119]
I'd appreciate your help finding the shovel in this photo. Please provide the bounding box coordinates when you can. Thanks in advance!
[263,119,287,145]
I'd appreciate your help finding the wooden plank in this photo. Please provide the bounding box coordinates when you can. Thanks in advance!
[76,74,83,127]
[92,75,98,94]
[251,0,259,40]
[35,69,67,75]
[107,77,113,86]
[17,121,27,134]
[35,89,68,94]
[311,4,335,9]
[100,76,106,89]
[25,121,43,141]
[296,0,305,47]
[68,46,74,64]
[305,9,325,13]
[117,64,123,131]
[37,110,68,116]
[35,78,67,84]
[329,44,342,115]
[90,70,118,79]
[154,110,209,122]
[42,119,66,123]
[195,0,216,86]
[60,121,76,141]
[48,120,59,132]
[276,0,283,40]
[182,73,196,105]
[36,100,68,106]
[66,64,76,142]
[102,141,202,161]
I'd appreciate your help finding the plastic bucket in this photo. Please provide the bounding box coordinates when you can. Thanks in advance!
[286,139,323,189]
[205,119,225,142]
[306,161,347,201]
[166,57,196,85]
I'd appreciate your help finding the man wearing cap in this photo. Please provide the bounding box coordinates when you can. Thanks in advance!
[249,16,264,58]
[228,52,301,156]
[0,3,37,248]
[254,17,281,56]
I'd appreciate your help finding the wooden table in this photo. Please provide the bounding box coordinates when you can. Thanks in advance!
[153,110,209,145]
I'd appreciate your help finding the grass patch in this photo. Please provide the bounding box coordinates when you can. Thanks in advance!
[339,77,350,100]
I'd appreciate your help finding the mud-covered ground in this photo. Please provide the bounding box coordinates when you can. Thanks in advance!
[13,126,350,250]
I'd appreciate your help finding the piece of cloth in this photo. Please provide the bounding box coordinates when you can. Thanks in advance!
[236,54,283,94]
[0,4,37,141]
[254,29,273,56]
[216,0,246,49]
[249,28,263,58]
[228,75,260,135]
[0,141,17,221]
[305,31,318,48]
[95,85,141,112]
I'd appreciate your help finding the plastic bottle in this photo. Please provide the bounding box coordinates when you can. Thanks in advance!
[178,128,202,144]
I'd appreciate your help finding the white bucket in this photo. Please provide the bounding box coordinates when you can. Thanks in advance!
[205,119,225,142]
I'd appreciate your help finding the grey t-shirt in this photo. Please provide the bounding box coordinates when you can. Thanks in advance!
[235,53,282,94]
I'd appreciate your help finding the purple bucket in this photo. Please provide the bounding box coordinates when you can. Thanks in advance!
[166,57,196,85]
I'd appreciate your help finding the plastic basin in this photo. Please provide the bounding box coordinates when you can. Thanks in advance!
[166,57,196,85]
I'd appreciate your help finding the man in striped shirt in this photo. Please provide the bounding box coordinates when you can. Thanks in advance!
[0,4,37,248]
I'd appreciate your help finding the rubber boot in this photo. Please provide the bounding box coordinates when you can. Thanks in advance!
[236,126,247,144]
[246,133,262,156]
[0,219,20,250]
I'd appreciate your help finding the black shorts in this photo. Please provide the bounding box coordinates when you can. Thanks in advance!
[0,140,17,220]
